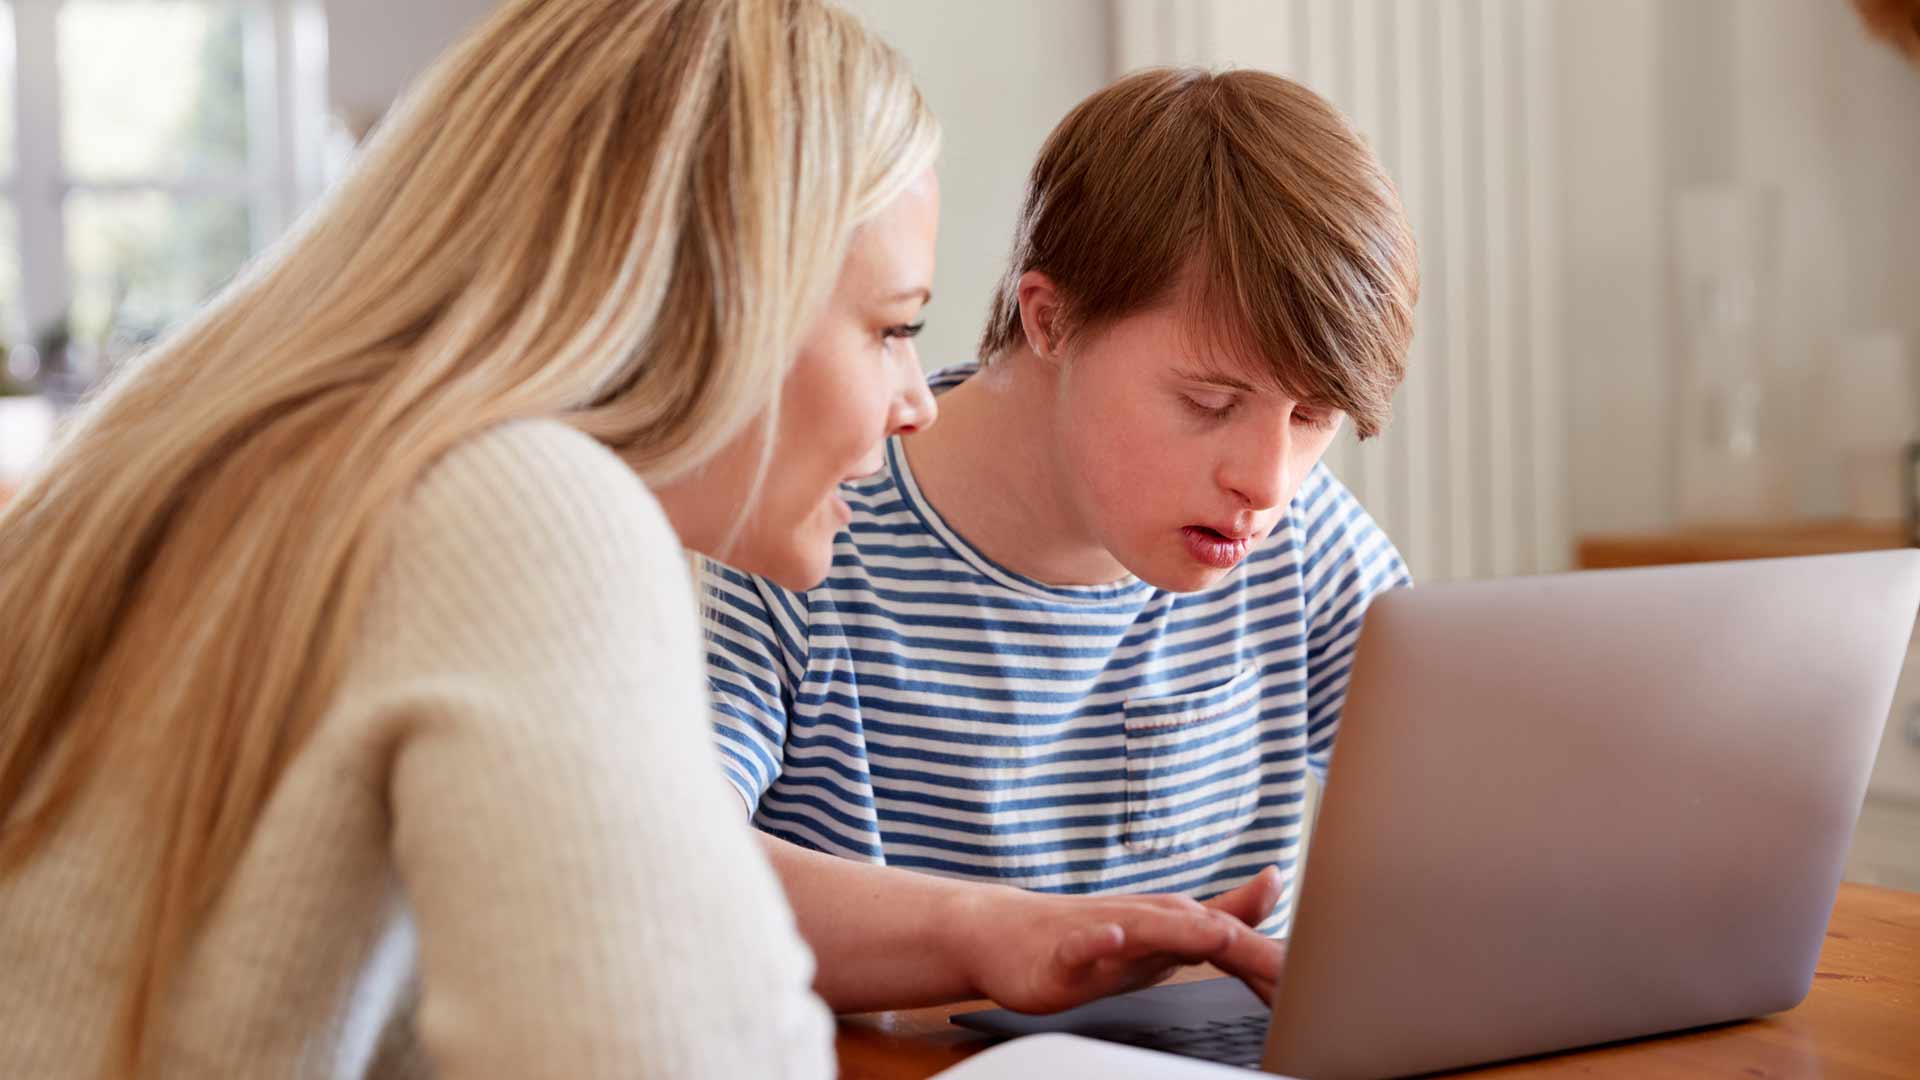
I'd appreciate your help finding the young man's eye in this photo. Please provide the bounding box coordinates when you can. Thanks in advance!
[882,321,926,341]
[1182,395,1236,420]
[1293,408,1338,430]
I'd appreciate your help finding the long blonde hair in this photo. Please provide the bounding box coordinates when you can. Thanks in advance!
[0,0,936,1071]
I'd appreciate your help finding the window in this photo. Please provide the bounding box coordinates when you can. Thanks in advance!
[3,0,327,371]
[1,5,20,341]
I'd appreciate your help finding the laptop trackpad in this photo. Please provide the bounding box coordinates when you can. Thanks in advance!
[951,976,1267,1053]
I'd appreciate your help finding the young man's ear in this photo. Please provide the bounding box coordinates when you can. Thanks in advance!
[1015,270,1064,361]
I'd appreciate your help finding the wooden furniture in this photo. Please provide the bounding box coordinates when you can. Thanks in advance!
[1574,519,1920,891]
[1574,520,1907,571]
[835,882,1920,1079]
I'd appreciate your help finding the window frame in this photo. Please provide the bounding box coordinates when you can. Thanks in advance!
[3,0,328,347]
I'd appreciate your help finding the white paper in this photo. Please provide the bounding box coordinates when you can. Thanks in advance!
[930,1032,1297,1079]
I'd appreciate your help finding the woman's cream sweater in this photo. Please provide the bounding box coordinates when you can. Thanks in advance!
[0,420,834,1078]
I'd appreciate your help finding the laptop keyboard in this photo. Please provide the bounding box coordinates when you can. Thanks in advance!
[1111,1013,1268,1067]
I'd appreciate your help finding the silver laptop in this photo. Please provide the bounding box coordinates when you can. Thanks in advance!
[955,551,1920,1078]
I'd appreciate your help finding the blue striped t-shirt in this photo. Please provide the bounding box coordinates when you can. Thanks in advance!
[701,365,1410,931]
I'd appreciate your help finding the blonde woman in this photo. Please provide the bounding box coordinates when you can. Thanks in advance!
[0,0,939,1075]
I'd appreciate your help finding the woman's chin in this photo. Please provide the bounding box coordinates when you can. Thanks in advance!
[758,546,834,592]
[723,497,843,591]
[764,523,840,591]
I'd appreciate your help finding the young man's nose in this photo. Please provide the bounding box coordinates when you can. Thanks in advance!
[1221,417,1293,511]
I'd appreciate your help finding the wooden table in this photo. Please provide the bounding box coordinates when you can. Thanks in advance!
[1574,521,1907,571]
[836,882,1920,1079]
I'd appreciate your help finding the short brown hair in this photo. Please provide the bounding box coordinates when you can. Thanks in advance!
[979,68,1417,438]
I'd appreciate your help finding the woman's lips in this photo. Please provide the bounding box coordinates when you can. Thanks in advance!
[1181,525,1252,569]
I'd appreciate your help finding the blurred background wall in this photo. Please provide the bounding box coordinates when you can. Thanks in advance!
[302,0,1920,581]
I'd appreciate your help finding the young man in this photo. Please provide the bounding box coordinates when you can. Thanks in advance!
[702,68,1418,1014]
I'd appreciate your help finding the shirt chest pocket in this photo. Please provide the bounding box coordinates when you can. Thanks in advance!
[1122,665,1264,854]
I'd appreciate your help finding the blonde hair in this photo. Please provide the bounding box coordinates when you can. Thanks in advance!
[980,68,1416,438]
[0,0,936,1072]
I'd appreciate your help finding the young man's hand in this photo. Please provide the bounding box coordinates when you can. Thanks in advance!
[950,866,1288,1014]
[1197,865,1288,1004]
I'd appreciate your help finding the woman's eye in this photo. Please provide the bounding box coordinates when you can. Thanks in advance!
[882,321,926,341]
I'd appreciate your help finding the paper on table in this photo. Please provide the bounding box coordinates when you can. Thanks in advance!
[930,1033,1298,1079]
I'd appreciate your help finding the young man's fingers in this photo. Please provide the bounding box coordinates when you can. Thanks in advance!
[1139,892,1210,917]
[1209,921,1287,999]
[1053,921,1126,970]
[1097,957,1185,999]
[1100,906,1237,964]
[1202,866,1283,926]
[1230,970,1277,1006]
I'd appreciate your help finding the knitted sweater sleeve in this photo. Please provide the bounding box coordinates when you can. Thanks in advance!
[355,420,833,1079]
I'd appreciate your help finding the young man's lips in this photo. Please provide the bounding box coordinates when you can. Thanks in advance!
[1181,525,1252,569]
[1203,523,1258,542]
